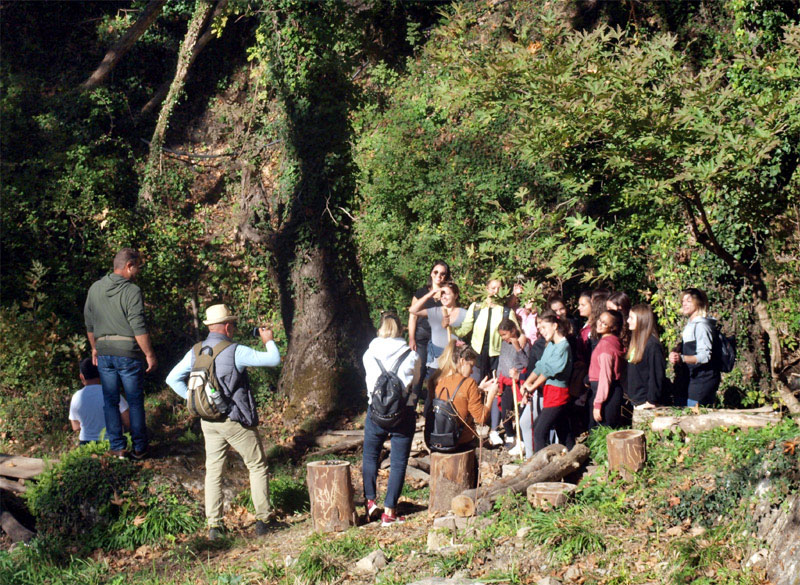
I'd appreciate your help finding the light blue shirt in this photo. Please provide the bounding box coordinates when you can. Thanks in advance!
[69,384,129,442]
[166,341,281,399]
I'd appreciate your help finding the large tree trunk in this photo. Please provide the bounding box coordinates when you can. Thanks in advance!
[80,0,167,91]
[238,5,374,423]
[140,0,216,204]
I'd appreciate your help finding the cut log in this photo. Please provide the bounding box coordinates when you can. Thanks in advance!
[429,449,477,517]
[306,460,357,533]
[0,511,35,543]
[526,482,577,508]
[607,429,647,480]
[651,412,782,434]
[314,430,365,448]
[451,495,475,518]
[408,456,430,474]
[0,454,54,480]
[454,444,590,516]
[0,478,26,494]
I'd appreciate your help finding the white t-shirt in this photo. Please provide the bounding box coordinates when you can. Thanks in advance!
[69,384,128,442]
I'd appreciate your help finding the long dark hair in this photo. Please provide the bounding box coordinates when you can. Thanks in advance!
[590,290,610,338]
[426,260,451,288]
[601,309,624,338]
[539,314,570,338]
[628,304,660,364]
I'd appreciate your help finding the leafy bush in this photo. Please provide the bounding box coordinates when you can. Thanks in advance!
[25,442,203,551]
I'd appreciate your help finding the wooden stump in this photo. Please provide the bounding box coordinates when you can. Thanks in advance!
[606,429,646,480]
[429,449,476,517]
[526,482,576,509]
[306,460,357,533]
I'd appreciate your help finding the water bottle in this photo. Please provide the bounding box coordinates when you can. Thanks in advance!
[206,384,229,414]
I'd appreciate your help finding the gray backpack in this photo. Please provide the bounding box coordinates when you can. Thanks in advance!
[187,341,232,421]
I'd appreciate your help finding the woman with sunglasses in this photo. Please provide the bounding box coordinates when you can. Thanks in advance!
[362,312,418,526]
[408,261,450,396]
[408,281,465,369]
[588,310,626,429]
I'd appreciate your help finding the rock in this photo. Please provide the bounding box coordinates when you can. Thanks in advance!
[433,515,457,531]
[284,555,296,568]
[745,548,769,570]
[409,456,431,473]
[564,566,581,582]
[537,577,562,585]
[665,525,684,537]
[355,549,387,573]
[516,526,531,539]
[757,493,800,585]
[405,465,431,483]
[502,464,520,477]
[427,528,454,552]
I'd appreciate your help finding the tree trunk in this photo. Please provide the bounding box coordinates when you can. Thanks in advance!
[80,0,167,91]
[140,0,215,204]
[428,449,477,517]
[138,0,228,118]
[606,429,646,480]
[306,460,357,532]
[684,197,800,415]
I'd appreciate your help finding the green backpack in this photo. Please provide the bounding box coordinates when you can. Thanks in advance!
[187,341,232,421]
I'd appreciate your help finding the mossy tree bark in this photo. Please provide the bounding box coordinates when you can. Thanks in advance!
[239,2,373,422]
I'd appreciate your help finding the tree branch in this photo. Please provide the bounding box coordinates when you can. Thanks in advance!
[80,0,167,91]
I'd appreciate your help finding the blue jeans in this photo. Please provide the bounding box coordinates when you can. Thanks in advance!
[97,355,146,452]
[362,410,414,509]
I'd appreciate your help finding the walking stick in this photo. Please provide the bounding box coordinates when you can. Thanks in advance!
[511,378,523,461]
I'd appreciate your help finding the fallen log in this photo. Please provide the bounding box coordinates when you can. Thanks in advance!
[314,430,365,448]
[651,412,782,434]
[0,511,35,543]
[633,405,776,429]
[0,454,54,480]
[312,437,364,457]
[453,444,590,516]
[0,478,26,494]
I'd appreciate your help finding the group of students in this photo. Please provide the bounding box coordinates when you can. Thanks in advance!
[360,260,724,525]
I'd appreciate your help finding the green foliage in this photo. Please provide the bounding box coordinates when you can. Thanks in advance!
[525,505,607,564]
[292,531,373,585]
[0,536,110,585]
[25,442,203,551]
[234,471,310,515]
[25,442,140,541]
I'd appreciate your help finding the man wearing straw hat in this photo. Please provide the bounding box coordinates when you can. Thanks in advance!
[166,304,280,540]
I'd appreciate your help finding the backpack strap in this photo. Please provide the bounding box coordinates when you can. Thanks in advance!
[442,376,467,403]
[391,348,413,373]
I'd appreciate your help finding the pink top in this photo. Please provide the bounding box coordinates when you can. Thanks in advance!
[588,335,625,408]
[516,307,539,345]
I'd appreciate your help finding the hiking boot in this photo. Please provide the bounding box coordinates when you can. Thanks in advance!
[365,499,380,521]
[380,512,405,527]
[131,449,148,461]
[254,520,269,536]
[488,431,503,446]
[208,526,223,541]
[109,449,128,459]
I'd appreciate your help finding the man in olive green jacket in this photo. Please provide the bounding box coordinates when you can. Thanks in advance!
[84,248,157,459]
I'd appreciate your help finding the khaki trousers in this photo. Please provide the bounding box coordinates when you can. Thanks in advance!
[201,418,270,527]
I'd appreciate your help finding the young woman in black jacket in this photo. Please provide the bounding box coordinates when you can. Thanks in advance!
[626,304,666,409]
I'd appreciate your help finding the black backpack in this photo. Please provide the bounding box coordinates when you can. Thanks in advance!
[426,377,467,453]
[713,324,736,374]
[369,349,414,430]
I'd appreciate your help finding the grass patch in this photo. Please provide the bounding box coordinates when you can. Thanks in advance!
[525,505,606,564]
[234,471,310,516]
[292,531,373,584]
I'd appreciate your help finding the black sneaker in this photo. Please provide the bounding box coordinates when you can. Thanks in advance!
[208,526,223,541]
[254,512,277,535]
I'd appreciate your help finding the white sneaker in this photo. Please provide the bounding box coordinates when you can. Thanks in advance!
[488,431,503,446]
[505,435,515,444]
[508,443,525,457]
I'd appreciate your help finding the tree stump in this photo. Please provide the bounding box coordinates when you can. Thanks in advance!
[606,429,647,480]
[526,482,577,509]
[306,460,357,532]
[429,449,476,517]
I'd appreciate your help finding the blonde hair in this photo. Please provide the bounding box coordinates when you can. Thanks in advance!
[377,313,402,338]
[436,340,478,378]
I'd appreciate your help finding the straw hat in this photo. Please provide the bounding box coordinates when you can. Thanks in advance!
[203,304,238,326]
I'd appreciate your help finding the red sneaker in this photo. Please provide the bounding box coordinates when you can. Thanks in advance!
[366,499,380,521]
[380,512,405,527]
